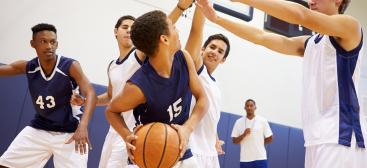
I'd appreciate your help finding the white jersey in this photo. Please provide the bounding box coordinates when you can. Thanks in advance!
[108,48,143,131]
[231,115,273,162]
[302,33,366,148]
[190,65,222,156]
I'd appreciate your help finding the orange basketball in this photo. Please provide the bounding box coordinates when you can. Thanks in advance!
[132,122,180,168]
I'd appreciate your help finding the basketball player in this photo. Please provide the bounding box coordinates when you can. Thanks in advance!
[196,0,366,167]
[184,6,231,168]
[0,23,96,168]
[70,1,196,168]
[105,10,208,168]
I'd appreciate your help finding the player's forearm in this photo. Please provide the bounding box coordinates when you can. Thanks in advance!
[215,16,266,46]
[0,61,27,76]
[96,92,111,106]
[183,96,208,132]
[169,6,185,24]
[78,86,97,127]
[105,108,132,141]
[238,0,307,26]
[185,7,205,69]
[264,136,273,144]
[232,134,246,144]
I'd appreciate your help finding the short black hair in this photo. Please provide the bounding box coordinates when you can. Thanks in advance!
[115,15,135,29]
[339,0,351,14]
[31,23,57,37]
[245,99,256,106]
[203,34,231,59]
[131,10,169,57]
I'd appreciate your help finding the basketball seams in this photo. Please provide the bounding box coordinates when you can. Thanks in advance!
[143,123,155,168]
[156,123,168,168]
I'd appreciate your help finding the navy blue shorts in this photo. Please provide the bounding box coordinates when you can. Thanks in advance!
[240,160,268,168]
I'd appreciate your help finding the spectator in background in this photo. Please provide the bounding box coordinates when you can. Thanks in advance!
[231,99,273,168]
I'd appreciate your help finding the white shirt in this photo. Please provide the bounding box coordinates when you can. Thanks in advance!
[231,115,273,162]
[108,49,143,132]
[302,33,367,147]
[190,65,222,156]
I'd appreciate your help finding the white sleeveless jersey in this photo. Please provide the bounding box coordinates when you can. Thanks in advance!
[302,33,366,148]
[108,48,143,131]
[190,65,222,156]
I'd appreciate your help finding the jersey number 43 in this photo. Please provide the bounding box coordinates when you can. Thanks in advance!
[36,95,56,109]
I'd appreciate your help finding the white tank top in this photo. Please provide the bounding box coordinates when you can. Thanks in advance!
[108,48,143,132]
[190,65,222,156]
[302,33,366,148]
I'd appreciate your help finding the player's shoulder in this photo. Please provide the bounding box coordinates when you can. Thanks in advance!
[255,115,269,123]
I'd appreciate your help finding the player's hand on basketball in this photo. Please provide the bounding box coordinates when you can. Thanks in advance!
[125,132,138,162]
[215,139,225,155]
[65,125,92,155]
[178,0,195,10]
[70,90,84,106]
[195,0,218,22]
[171,124,191,157]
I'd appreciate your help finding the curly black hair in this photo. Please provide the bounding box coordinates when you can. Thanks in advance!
[131,10,169,57]
[31,23,57,38]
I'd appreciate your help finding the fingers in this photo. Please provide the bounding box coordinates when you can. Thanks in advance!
[126,140,137,162]
[171,124,187,157]
[87,138,93,150]
[65,135,74,144]
[179,138,187,157]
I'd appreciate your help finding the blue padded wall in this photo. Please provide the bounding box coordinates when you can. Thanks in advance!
[267,123,290,168]
[0,75,28,154]
[0,73,305,168]
[217,112,231,166]
[87,84,109,168]
[287,128,305,168]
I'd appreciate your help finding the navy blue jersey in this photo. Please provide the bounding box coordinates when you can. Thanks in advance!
[129,50,193,160]
[129,50,192,125]
[26,55,80,133]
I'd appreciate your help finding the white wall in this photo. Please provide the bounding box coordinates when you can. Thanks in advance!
[0,0,366,128]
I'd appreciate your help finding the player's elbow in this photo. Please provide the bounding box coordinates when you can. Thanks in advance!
[264,136,273,144]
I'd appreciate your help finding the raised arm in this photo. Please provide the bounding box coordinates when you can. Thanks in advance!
[168,0,195,24]
[67,61,97,153]
[0,60,27,76]
[196,1,307,56]
[185,6,206,70]
[182,49,208,132]
[105,82,146,140]
[172,49,208,156]
[231,0,361,50]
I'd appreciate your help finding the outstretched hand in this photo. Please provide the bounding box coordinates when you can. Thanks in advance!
[171,124,191,158]
[195,0,218,22]
[125,124,143,163]
[178,0,195,10]
[70,90,84,106]
[65,125,92,155]
[215,139,225,155]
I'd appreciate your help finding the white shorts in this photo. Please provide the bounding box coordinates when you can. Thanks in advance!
[98,129,132,168]
[192,153,219,168]
[0,126,88,168]
[305,143,367,168]
[172,156,199,168]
